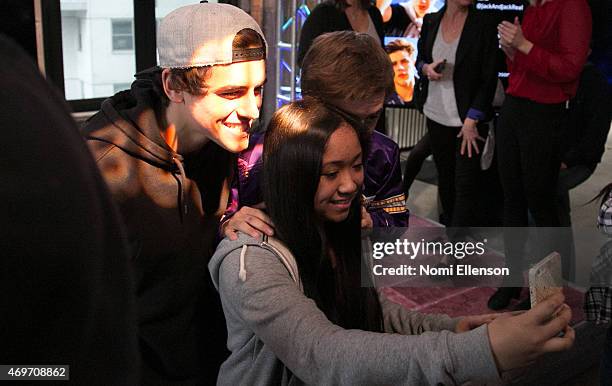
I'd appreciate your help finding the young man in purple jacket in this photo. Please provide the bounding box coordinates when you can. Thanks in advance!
[222,31,408,239]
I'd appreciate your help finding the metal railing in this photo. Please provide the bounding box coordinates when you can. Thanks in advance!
[385,107,427,150]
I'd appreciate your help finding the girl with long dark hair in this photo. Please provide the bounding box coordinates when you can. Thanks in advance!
[209,100,575,385]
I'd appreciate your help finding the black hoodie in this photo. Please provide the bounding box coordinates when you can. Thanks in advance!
[81,74,232,384]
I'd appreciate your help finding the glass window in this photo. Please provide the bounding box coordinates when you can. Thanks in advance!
[112,20,133,51]
[155,0,216,20]
[60,0,135,101]
[77,18,82,51]
[113,83,132,93]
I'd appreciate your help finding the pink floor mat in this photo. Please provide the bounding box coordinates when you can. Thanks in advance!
[388,215,586,324]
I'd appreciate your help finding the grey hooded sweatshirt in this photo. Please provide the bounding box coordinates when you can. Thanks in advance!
[209,233,501,385]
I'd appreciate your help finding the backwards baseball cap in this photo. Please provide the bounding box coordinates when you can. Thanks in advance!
[158,2,267,69]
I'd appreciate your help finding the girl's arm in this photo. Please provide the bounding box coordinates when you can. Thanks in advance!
[217,246,500,385]
[378,292,459,333]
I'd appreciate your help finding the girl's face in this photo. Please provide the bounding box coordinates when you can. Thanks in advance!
[314,124,364,222]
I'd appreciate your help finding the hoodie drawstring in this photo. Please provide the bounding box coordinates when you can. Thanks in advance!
[239,245,248,282]
[172,155,188,218]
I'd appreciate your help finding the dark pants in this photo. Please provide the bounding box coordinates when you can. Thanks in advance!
[496,95,564,227]
[402,132,432,194]
[427,118,488,227]
[557,165,593,227]
[556,165,593,280]
[496,95,565,278]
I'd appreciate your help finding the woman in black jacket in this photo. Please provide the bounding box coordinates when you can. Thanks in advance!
[298,0,385,66]
[415,0,498,227]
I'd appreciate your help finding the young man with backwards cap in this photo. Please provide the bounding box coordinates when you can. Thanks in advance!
[81,3,266,384]
[222,30,407,240]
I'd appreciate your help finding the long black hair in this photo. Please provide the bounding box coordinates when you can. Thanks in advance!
[592,182,612,207]
[262,99,383,332]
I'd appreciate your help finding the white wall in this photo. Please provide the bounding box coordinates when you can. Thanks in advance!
[61,0,134,100]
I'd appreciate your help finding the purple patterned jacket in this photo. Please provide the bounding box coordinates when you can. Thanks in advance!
[222,131,408,228]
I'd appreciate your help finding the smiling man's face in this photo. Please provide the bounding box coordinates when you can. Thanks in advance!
[182,59,266,153]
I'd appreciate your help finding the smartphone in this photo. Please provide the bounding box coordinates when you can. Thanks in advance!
[528,252,563,309]
[434,59,447,73]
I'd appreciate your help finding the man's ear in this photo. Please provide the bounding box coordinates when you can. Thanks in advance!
[161,69,184,103]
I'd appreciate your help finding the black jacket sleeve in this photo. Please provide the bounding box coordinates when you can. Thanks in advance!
[414,13,434,110]
[467,16,499,121]
[416,14,431,76]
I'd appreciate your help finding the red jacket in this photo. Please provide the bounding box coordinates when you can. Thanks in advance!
[506,0,592,103]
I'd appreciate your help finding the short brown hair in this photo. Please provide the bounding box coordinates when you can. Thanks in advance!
[158,28,265,105]
[300,31,394,102]
[385,39,415,57]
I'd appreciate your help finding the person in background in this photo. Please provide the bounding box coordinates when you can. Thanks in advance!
[81,3,267,383]
[556,60,611,280]
[414,0,498,227]
[401,132,432,195]
[377,0,434,38]
[221,30,408,241]
[0,34,138,385]
[489,0,592,310]
[584,182,612,386]
[298,0,384,66]
[210,99,576,385]
[386,39,417,104]
[557,62,611,229]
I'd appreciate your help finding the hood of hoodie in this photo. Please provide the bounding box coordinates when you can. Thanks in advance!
[210,233,303,293]
[83,72,236,216]
[83,75,182,171]
[209,233,264,290]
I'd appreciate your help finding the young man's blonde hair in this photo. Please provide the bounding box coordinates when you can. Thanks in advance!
[300,31,395,102]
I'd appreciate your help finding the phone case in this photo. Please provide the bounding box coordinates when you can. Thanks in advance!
[528,252,563,308]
